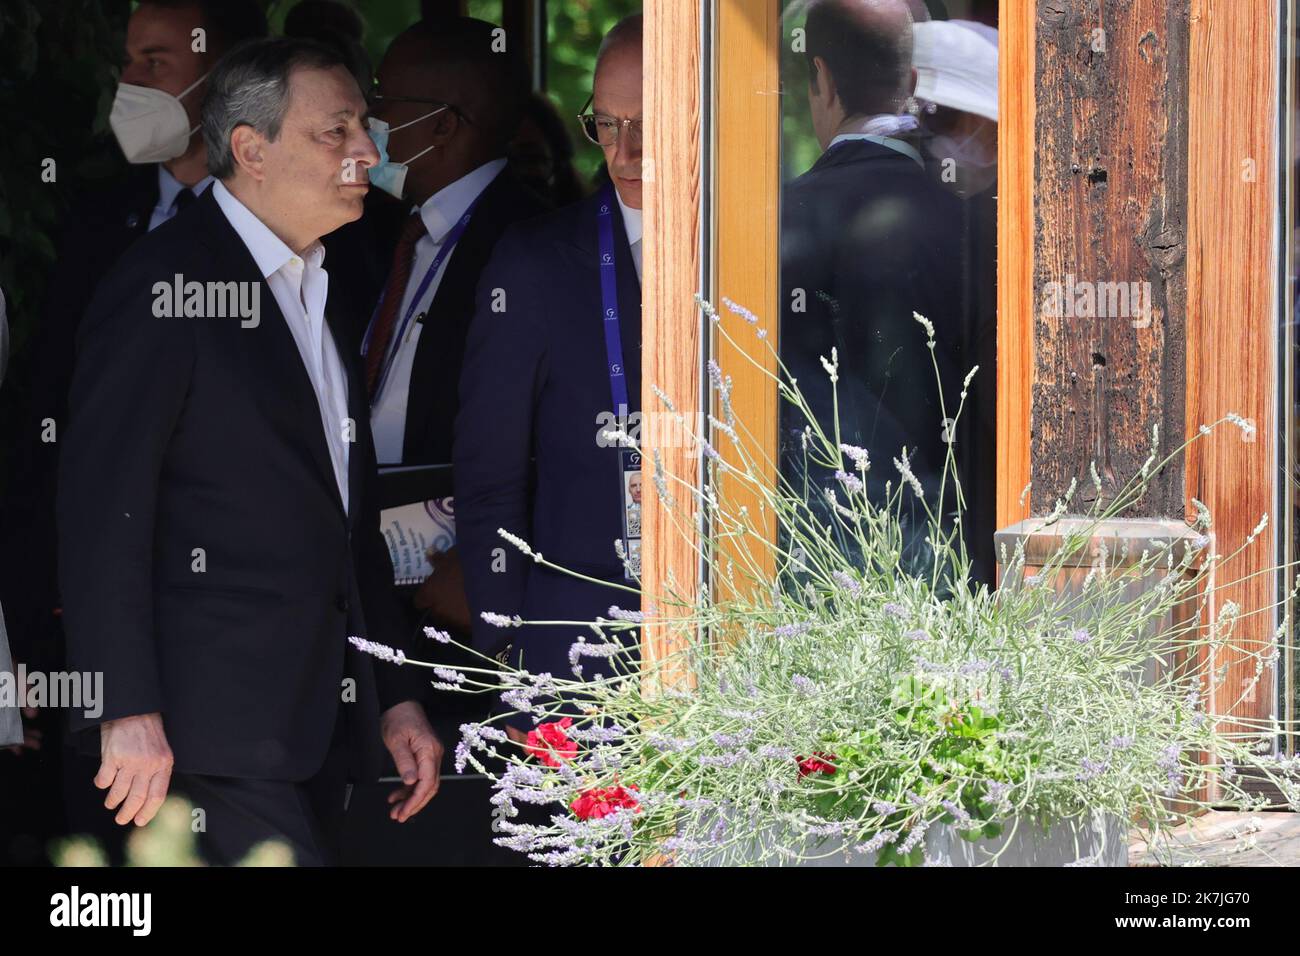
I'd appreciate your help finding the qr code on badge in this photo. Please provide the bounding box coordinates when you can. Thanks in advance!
[627,538,642,577]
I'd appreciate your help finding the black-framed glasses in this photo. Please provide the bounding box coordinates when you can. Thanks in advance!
[577,93,641,148]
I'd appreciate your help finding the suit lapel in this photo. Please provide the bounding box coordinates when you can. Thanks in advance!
[402,169,535,463]
[324,302,366,528]
[194,190,348,518]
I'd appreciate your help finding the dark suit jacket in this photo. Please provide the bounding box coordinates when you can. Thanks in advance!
[57,187,422,781]
[780,139,979,576]
[0,165,161,664]
[325,168,550,466]
[454,190,641,695]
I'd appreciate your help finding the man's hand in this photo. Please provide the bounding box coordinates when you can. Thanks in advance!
[96,712,173,827]
[412,546,471,634]
[380,700,443,822]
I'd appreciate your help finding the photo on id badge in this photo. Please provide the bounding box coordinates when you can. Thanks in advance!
[620,450,642,579]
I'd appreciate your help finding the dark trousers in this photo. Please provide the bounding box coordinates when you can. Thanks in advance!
[172,705,353,867]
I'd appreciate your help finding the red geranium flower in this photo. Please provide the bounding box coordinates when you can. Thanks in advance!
[796,752,838,778]
[571,783,641,820]
[526,717,578,767]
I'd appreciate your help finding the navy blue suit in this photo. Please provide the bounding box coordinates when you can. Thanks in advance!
[780,139,974,577]
[454,190,641,718]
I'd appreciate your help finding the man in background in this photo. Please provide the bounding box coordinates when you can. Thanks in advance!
[326,15,549,671]
[455,13,645,740]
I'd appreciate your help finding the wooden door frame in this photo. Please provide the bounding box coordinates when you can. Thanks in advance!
[644,1,1288,732]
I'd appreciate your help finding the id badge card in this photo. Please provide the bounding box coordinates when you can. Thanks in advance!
[618,448,642,581]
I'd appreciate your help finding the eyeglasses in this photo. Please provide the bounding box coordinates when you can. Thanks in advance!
[369,88,472,124]
[577,94,641,148]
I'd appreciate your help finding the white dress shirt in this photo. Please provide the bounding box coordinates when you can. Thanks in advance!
[371,157,507,464]
[149,164,214,231]
[614,188,643,284]
[212,181,351,512]
[828,113,925,167]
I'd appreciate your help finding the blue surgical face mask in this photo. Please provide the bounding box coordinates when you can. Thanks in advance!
[367,106,448,200]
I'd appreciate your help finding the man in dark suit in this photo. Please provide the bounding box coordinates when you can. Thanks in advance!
[781,0,971,577]
[0,0,267,865]
[326,17,549,641]
[57,38,440,866]
[455,14,644,741]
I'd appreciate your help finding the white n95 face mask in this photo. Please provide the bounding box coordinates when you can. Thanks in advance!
[366,107,447,200]
[110,72,208,164]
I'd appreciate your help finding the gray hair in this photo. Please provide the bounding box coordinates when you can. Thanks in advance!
[202,37,348,180]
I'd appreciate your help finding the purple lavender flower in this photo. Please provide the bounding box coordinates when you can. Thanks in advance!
[433,666,466,685]
[699,751,746,768]
[348,636,406,665]
[606,606,644,624]
[871,801,898,816]
[855,830,898,855]
[832,570,863,597]
[454,739,470,773]
[423,626,453,643]
[1108,735,1135,751]
[839,443,871,472]
[905,628,931,642]
[791,674,818,695]
[882,602,907,619]
[568,637,623,676]
[1072,628,1093,644]
[711,728,754,749]
[834,469,864,495]
[773,621,812,638]
[1075,758,1110,782]
[941,800,971,823]
[898,819,930,854]
[721,296,759,325]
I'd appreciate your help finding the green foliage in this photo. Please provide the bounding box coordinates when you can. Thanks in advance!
[0,0,129,346]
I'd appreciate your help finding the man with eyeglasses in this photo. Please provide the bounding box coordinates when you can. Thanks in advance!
[454,13,645,743]
[322,17,550,843]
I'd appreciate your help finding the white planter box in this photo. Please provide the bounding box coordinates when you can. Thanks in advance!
[691,811,1128,867]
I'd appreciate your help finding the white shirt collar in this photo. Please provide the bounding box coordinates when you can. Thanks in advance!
[157,164,213,209]
[829,113,924,167]
[614,188,642,246]
[415,158,507,243]
[211,180,324,279]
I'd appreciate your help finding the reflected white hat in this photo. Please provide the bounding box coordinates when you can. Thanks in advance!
[912,20,999,122]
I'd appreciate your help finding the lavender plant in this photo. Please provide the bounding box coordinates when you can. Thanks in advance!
[355,298,1300,866]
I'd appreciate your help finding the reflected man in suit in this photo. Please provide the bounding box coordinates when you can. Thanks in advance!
[781,0,970,577]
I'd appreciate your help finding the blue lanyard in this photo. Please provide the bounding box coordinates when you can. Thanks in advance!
[596,183,629,415]
[362,198,481,399]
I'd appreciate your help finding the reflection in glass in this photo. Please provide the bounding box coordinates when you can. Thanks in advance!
[777,0,999,583]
